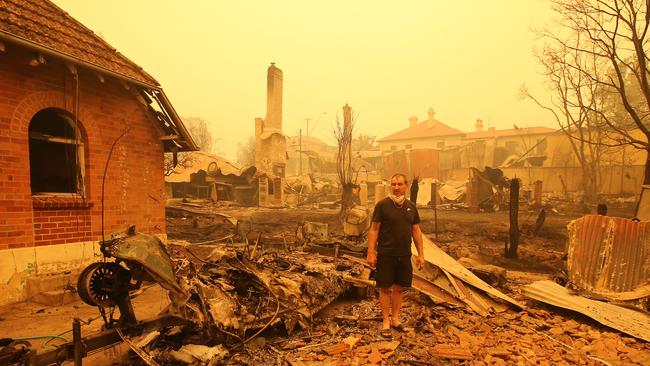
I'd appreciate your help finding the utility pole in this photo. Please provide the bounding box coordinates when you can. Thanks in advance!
[305,112,327,137]
[304,118,312,137]
[299,128,303,176]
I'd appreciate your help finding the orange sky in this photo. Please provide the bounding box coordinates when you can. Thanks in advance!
[53,0,557,160]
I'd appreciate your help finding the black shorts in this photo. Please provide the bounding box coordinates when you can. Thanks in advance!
[375,255,412,288]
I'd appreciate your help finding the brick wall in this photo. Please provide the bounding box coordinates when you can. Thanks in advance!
[32,197,93,246]
[0,43,167,250]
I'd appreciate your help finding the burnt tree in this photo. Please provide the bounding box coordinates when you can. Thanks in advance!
[537,1,650,185]
[506,178,520,259]
[334,104,357,213]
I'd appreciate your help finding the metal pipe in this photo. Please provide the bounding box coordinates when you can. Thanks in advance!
[23,316,189,366]
[72,318,82,366]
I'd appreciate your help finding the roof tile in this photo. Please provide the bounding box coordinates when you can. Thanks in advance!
[465,127,556,139]
[0,0,158,86]
[378,119,464,142]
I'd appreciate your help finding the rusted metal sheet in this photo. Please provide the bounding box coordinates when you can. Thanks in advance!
[166,151,243,183]
[523,280,650,342]
[567,215,650,301]
[103,229,187,300]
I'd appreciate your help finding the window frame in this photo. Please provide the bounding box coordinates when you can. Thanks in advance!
[28,109,86,197]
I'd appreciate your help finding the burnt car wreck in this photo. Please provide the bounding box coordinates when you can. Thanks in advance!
[0,226,364,365]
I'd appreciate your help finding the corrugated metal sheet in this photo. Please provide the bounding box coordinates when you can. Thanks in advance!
[566,215,650,300]
[414,236,524,311]
[166,152,241,183]
[523,280,650,342]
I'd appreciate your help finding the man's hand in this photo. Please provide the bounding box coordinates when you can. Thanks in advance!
[367,251,377,267]
[416,254,425,270]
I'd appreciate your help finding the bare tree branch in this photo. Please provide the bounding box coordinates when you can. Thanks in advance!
[541,0,650,185]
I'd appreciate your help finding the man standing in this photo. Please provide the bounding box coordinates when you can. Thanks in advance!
[367,173,425,337]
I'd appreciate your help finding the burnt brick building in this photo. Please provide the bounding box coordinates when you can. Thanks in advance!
[0,0,196,304]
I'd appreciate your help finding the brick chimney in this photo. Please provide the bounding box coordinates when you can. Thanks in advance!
[427,107,435,128]
[265,62,283,132]
[409,116,418,128]
[475,119,484,131]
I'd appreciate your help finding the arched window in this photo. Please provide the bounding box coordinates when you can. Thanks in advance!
[28,109,85,195]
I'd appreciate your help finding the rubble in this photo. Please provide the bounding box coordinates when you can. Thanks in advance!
[210,291,650,366]
[514,214,650,345]
[104,244,365,364]
[4,204,650,365]
[437,180,466,204]
[173,247,364,333]
[166,203,239,244]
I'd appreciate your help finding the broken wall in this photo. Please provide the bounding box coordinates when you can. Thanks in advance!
[441,165,645,195]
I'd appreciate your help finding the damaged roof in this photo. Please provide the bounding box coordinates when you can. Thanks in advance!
[166,151,242,183]
[0,0,198,152]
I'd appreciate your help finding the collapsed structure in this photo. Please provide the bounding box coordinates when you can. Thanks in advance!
[524,215,650,342]
[166,151,257,205]
[255,63,287,207]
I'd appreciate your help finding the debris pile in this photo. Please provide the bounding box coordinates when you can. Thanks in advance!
[524,280,650,342]
[522,214,650,343]
[166,151,258,205]
[177,247,363,332]
[124,247,364,364]
[166,205,239,244]
[565,215,650,308]
[284,175,338,207]
[211,293,650,366]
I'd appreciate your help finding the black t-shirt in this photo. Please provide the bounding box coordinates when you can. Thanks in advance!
[372,197,420,256]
